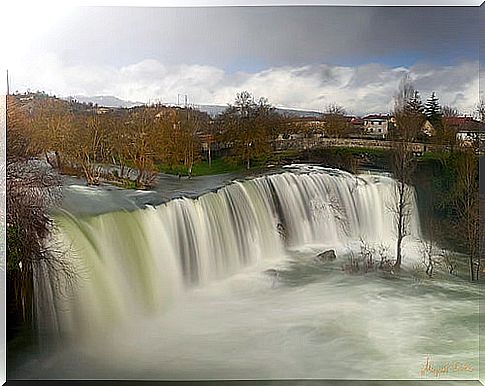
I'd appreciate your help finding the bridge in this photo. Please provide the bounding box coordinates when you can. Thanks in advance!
[272,137,439,154]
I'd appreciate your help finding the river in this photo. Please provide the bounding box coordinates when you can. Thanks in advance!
[8,165,480,381]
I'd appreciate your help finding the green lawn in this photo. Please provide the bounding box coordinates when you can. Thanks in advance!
[156,158,246,177]
[144,147,396,179]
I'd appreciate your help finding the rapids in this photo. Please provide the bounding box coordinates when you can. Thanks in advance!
[10,166,478,380]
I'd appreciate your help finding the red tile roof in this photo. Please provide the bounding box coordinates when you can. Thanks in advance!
[362,114,389,120]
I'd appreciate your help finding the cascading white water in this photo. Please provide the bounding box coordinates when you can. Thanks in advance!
[35,168,421,343]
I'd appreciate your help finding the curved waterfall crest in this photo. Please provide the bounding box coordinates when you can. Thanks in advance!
[36,168,421,340]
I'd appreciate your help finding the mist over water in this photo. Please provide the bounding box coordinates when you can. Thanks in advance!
[11,167,478,380]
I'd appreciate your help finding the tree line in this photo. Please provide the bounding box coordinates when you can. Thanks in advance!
[15,87,480,191]
[24,98,211,187]
[335,74,481,281]
[9,91,294,188]
[388,74,481,280]
[6,95,75,336]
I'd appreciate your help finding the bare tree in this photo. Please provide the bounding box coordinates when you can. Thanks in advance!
[419,216,443,278]
[220,91,281,169]
[175,108,205,177]
[6,96,76,330]
[324,103,349,138]
[29,97,73,171]
[342,239,392,275]
[104,111,132,179]
[63,112,107,185]
[124,106,161,187]
[390,141,416,268]
[452,147,479,280]
[440,105,460,151]
[441,250,458,276]
[359,238,376,273]
[394,73,415,112]
[390,75,420,269]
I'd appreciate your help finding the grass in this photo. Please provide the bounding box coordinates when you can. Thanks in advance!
[418,150,449,162]
[156,158,247,177]
[126,146,396,180]
[184,148,393,177]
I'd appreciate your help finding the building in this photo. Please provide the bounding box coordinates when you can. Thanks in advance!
[288,116,326,138]
[455,129,485,149]
[96,107,112,115]
[421,120,436,137]
[362,114,390,138]
[440,116,483,148]
[443,116,481,132]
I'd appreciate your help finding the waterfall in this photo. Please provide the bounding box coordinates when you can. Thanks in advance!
[35,168,421,342]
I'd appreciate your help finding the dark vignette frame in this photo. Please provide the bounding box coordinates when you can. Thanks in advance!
[2,1,484,385]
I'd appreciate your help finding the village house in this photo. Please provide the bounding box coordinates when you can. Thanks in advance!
[436,116,484,150]
[381,115,434,140]
[421,120,436,137]
[95,106,112,115]
[362,114,390,138]
[291,116,326,138]
[455,130,483,145]
[276,116,326,141]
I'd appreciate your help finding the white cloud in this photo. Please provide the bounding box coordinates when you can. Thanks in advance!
[9,55,479,116]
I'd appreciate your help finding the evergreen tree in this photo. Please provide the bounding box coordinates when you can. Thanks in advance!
[406,90,425,115]
[424,92,442,125]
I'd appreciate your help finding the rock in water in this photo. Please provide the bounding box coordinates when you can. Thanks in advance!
[276,223,286,239]
[315,250,336,262]
[264,269,279,277]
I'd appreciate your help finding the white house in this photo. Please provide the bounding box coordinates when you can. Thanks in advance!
[456,130,485,147]
[362,114,389,138]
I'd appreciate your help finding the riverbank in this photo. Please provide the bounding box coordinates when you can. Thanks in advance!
[100,147,391,185]
[155,147,391,179]
[57,146,472,257]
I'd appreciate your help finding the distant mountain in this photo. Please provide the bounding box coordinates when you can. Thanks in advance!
[196,104,322,118]
[273,107,323,118]
[67,95,144,108]
[64,96,322,118]
[195,104,228,117]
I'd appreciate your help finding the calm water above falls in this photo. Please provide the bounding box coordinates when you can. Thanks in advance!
[12,166,479,380]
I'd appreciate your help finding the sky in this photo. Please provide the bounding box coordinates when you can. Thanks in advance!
[3,4,482,115]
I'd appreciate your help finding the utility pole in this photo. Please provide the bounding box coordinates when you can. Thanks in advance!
[177,93,189,108]
[6,69,10,96]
